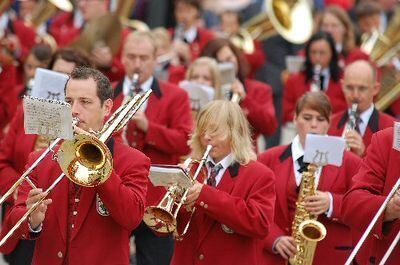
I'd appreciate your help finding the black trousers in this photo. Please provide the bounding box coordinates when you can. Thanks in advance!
[3,239,35,265]
[132,221,174,265]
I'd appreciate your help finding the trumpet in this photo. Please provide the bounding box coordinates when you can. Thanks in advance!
[0,90,152,247]
[143,145,212,239]
[0,118,79,206]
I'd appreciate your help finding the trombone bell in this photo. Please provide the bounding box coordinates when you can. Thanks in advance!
[58,134,113,187]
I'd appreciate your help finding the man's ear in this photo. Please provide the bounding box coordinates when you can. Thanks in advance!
[103,98,113,117]
[372,81,380,97]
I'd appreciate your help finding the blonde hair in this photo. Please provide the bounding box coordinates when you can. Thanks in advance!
[185,57,223,99]
[151,27,172,51]
[190,100,256,164]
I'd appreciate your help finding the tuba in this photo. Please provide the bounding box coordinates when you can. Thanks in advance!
[143,145,212,239]
[240,0,313,45]
[289,163,327,265]
[0,90,152,247]
[27,0,73,51]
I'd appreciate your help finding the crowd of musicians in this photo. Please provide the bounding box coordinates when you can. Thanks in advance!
[0,0,399,264]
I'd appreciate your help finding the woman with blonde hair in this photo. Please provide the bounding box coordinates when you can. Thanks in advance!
[171,100,276,265]
[185,57,222,99]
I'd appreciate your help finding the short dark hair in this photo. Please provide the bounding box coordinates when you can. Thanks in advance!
[174,0,201,11]
[49,48,92,70]
[356,1,381,19]
[69,67,113,104]
[295,91,332,122]
[30,43,52,64]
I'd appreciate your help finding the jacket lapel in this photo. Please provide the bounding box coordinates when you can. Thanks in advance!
[197,163,238,245]
[276,145,292,223]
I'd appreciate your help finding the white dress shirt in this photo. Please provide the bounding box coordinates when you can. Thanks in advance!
[205,153,234,187]
[122,75,153,111]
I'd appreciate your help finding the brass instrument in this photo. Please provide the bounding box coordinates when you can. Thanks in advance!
[0,118,79,207]
[0,90,152,247]
[143,145,212,238]
[240,0,313,45]
[28,0,73,29]
[344,177,400,265]
[342,103,359,151]
[368,7,400,67]
[375,67,400,111]
[289,164,327,265]
[310,64,322,92]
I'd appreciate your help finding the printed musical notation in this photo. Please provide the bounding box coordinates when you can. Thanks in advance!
[23,96,73,140]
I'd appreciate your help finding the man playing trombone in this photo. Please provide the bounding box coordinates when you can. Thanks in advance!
[342,126,400,265]
[0,67,150,265]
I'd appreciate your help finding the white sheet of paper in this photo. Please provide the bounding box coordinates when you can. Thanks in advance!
[218,62,236,86]
[23,96,73,140]
[179,80,215,111]
[286,55,305,73]
[31,68,69,101]
[149,165,193,189]
[303,134,345,167]
[393,122,400,151]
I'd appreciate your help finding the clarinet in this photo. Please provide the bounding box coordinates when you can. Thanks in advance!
[343,103,359,150]
[310,64,322,92]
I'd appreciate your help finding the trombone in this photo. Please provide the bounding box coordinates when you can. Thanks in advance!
[0,90,152,247]
[143,145,212,239]
[0,118,79,206]
[344,177,400,265]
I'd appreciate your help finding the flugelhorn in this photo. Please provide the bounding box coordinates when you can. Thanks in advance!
[0,118,79,206]
[143,145,212,238]
[0,90,152,247]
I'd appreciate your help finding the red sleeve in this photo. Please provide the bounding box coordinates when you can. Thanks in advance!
[241,80,277,136]
[342,131,391,239]
[96,147,150,231]
[245,40,266,78]
[144,89,193,156]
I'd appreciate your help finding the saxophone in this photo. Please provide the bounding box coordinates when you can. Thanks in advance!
[289,164,327,265]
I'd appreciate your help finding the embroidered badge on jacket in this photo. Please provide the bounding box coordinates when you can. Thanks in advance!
[221,224,234,234]
[96,193,110,216]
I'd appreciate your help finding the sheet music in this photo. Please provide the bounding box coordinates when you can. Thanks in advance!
[23,96,73,140]
[31,68,69,101]
[303,134,345,167]
[149,165,193,189]
[179,80,215,111]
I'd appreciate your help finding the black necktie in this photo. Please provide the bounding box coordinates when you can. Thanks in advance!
[207,162,223,187]
[319,74,325,91]
[297,156,309,174]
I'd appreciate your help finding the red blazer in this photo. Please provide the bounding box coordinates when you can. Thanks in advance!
[171,160,276,265]
[245,40,266,78]
[0,108,36,196]
[48,12,81,47]
[243,79,278,138]
[328,108,396,150]
[342,127,400,265]
[341,47,369,67]
[169,27,215,61]
[113,78,193,206]
[258,144,361,265]
[0,140,150,265]
[283,71,347,123]
[0,64,17,141]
